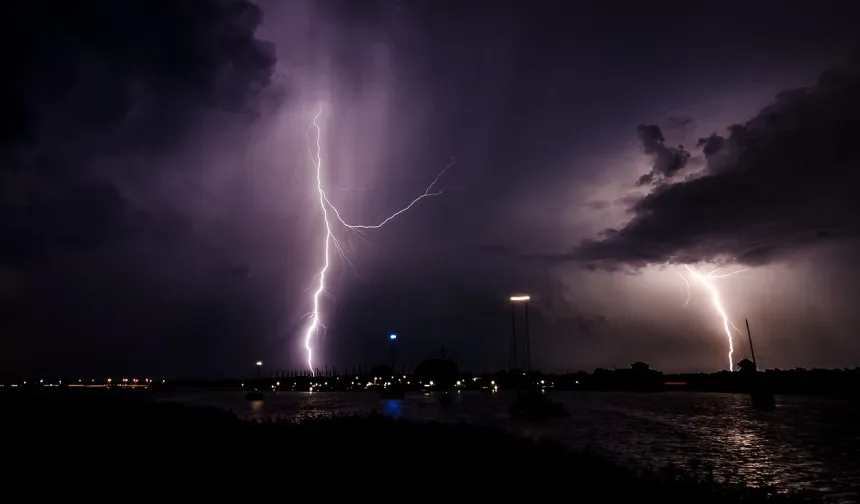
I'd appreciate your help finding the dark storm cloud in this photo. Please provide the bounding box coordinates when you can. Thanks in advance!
[0,0,276,376]
[633,125,691,187]
[573,50,860,269]
[0,0,274,263]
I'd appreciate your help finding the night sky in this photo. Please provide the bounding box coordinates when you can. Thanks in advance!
[3,0,859,378]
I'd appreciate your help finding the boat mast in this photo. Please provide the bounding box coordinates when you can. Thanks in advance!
[745,318,758,369]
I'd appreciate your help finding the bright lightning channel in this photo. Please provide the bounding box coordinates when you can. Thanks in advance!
[679,265,749,372]
[303,106,454,375]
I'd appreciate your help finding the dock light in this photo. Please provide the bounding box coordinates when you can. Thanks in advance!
[510,295,530,302]
[389,334,397,340]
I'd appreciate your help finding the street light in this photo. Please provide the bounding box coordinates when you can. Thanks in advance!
[509,294,531,370]
[389,334,398,371]
[389,334,397,341]
[255,361,262,380]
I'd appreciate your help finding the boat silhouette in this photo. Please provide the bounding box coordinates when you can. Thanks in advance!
[743,319,776,411]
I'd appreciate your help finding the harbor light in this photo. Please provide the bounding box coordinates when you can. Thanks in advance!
[389,334,397,340]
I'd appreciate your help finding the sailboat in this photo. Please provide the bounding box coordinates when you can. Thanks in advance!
[744,319,776,411]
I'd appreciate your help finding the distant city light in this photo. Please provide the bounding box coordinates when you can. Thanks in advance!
[510,295,530,302]
[389,334,397,340]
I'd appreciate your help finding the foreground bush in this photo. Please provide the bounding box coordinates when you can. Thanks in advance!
[1,389,818,502]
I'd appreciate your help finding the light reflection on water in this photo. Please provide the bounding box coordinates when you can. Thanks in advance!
[382,399,402,418]
[161,390,859,502]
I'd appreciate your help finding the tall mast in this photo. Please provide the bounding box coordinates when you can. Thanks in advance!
[745,318,758,369]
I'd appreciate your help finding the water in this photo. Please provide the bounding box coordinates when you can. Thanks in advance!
[161,390,859,502]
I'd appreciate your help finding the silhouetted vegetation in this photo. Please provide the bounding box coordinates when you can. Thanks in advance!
[1,388,820,501]
[537,365,860,397]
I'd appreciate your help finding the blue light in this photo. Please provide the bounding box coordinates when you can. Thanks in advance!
[383,399,402,418]
[389,334,397,340]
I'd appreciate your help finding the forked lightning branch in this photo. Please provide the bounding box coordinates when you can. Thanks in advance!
[302,106,454,375]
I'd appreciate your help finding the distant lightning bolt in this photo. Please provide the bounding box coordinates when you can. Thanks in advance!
[303,106,453,375]
[678,272,691,305]
[679,265,748,372]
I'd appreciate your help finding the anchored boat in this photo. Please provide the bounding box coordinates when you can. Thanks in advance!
[744,319,776,411]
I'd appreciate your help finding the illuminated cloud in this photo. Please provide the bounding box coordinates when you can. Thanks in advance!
[573,49,860,269]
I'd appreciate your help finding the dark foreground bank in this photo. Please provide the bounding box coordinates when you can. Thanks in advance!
[1,390,819,501]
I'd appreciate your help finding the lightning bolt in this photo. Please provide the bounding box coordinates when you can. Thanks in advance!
[679,265,749,372]
[303,106,454,375]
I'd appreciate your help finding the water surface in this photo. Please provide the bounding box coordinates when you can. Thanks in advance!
[160,390,859,502]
